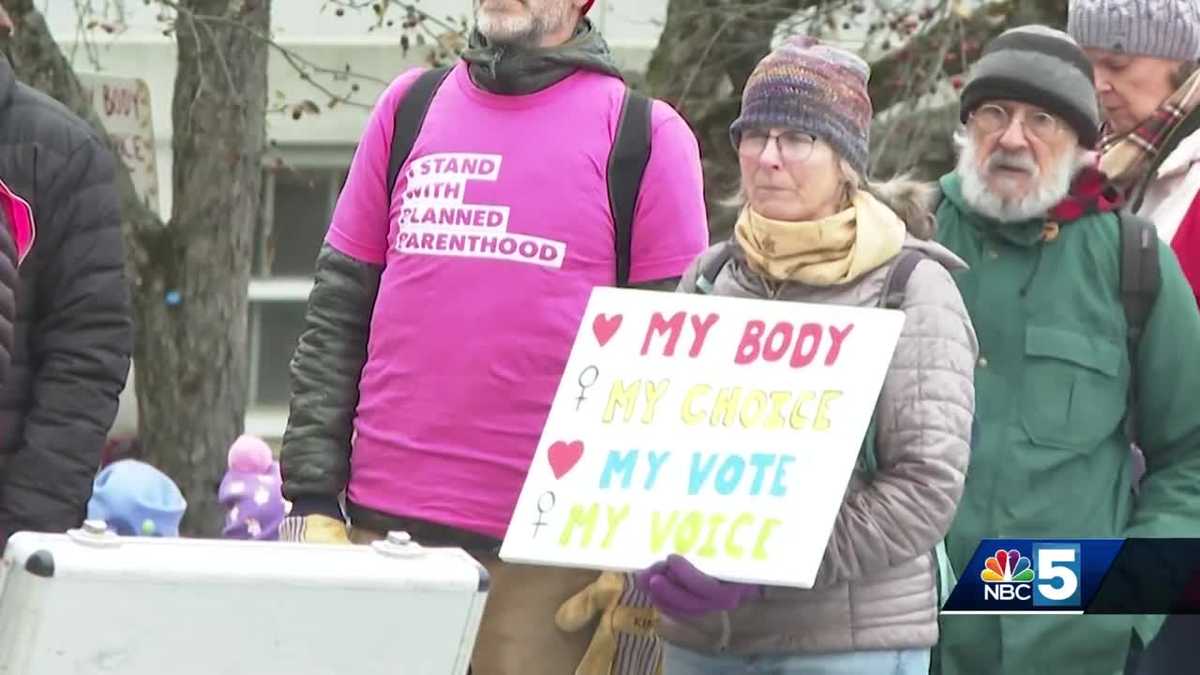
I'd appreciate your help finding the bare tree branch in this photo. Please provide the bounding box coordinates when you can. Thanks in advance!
[65,0,416,116]
[328,0,466,37]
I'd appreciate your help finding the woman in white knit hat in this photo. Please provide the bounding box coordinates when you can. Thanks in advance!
[1070,4,1200,673]
[1070,0,1200,307]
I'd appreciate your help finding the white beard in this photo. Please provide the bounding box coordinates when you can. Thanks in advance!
[958,139,1085,223]
[476,0,573,47]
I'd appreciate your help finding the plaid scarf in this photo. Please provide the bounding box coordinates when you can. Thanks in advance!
[1100,69,1200,196]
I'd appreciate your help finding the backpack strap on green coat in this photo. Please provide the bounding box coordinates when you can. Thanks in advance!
[1118,211,1161,445]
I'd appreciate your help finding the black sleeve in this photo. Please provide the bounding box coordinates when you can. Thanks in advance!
[0,137,132,541]
[281,244,382,519]
[0,207,16,385]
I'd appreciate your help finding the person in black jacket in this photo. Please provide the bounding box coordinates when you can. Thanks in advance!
[0,56,132,545]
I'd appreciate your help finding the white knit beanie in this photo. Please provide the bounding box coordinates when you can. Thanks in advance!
[1068,0,1200,61]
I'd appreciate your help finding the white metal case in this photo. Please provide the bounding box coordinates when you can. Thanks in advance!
[0,524,488,674]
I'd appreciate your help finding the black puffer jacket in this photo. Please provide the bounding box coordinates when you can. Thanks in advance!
[0,57,132,543]
[0,204,16,384]
[281,244,378,519]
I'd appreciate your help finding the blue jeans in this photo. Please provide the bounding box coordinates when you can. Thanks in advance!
[662,643,931,675]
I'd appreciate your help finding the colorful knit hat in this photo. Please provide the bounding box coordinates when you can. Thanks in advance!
[87,460,187,537]
[218,435,290,540]
[960,26,1101,148]
[1069,0,1200,62]
[730,35,874,176]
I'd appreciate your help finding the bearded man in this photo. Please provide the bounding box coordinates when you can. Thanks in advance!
[930,26,1200,675]
[278,1,708,673]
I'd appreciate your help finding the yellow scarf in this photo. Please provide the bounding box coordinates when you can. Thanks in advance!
[734,190,907,286]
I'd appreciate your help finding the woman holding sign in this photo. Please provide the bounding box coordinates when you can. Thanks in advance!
[639,36,978,674]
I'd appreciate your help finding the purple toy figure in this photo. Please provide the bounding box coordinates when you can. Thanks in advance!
[218,435,290,540]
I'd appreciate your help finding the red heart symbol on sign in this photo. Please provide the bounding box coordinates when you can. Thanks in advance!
[548,440,584,479]
[592,314,622,346]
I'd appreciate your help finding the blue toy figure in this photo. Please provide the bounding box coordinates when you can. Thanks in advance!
[87,460,187,537]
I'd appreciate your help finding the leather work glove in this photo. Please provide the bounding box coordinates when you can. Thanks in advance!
[557,571,663,675]
[636,554,764,619]
[277,514,351,545]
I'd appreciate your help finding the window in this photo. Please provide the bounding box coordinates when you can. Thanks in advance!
[259,168,345,276]
[247,165,348,436]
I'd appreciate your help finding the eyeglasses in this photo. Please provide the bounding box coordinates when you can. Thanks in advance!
[970,103,1064,143]
[734,129,818,163]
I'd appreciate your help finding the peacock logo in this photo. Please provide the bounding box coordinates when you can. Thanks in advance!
[981,548,1035,583]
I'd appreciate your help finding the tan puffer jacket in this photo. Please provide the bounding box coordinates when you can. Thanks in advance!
[659,179,978,656]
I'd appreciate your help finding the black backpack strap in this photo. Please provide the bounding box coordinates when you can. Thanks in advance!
[879,249,927,309]
[386,66,454,203]
[695,241,736,294]
[1118,211,1162,444]
[608,90,653,288]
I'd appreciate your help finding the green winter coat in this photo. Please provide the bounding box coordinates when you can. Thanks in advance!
[932,173,1200,675]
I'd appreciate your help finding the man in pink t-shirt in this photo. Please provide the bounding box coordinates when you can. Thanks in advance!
[279,0,708,672]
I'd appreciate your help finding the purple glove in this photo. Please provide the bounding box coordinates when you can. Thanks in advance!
[635,554,764,618]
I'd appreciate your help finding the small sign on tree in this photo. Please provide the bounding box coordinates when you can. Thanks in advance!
[78,73,160,214]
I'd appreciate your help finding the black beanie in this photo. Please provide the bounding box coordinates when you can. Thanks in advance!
[960,25,1101,148]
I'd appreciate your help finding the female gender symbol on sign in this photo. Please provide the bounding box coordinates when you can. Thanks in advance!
[532,491,556,538]
[574,365,600,411]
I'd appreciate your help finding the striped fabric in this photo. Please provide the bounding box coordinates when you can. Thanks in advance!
[1069,0,1200,62]
[611,571,663,675]
[1100,68,1200,192]
[277,515,306,542]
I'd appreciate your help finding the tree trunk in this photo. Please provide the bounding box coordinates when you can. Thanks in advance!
[2,0,270,536]
[135,0,270,535]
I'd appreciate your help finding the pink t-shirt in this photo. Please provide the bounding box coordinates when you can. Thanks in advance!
[327,63,708,539]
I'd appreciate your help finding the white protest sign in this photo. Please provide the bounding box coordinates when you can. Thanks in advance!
[500,287,905,588]
[78,73,161,213]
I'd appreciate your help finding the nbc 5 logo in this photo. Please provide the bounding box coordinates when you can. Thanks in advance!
[979,544,1081,607]
[1032,543,1081,607]
[980,548,1034,601]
